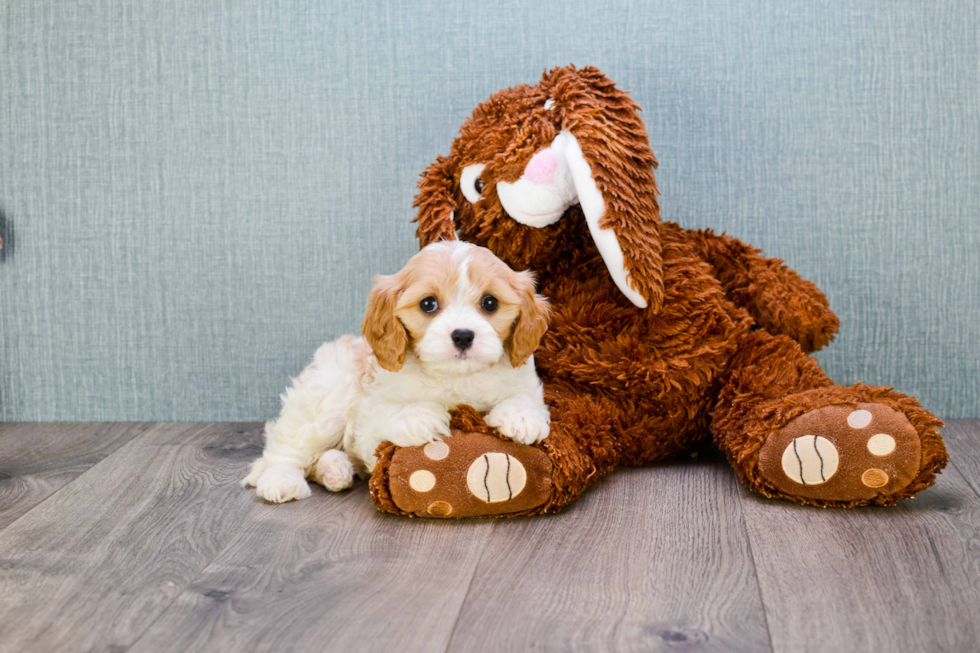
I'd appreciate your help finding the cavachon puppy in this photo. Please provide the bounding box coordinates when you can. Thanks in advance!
[243,240,550,503]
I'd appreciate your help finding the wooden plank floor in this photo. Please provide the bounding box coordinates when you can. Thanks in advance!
[0,421,977,653]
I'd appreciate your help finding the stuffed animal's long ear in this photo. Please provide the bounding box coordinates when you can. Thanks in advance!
[361,274,409,372]
[412,155,458,247]
[547,66,664,312]
[507,270,550,367]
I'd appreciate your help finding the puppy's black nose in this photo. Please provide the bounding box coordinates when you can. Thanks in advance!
[451,329,475,351]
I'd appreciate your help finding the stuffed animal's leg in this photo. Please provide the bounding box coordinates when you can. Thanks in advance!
[711,330,948,507]
[690,229,839,353]
[369,396,622,518]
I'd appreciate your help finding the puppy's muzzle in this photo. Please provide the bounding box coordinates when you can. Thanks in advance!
[451,329,475,352]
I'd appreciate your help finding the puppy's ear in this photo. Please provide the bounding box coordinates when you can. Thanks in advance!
[412,155,458,248]
[361,274,409,372]
[508,270,550,367]
[543,65,664,312]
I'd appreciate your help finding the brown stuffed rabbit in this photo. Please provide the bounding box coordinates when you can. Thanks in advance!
[369,65,948,518]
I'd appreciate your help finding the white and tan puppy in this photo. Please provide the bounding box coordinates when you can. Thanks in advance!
[243,240,551,503]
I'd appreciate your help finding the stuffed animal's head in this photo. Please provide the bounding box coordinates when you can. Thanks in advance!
[413,65,662,311]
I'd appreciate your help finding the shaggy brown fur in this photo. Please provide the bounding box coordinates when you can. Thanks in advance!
[371,65,948,515]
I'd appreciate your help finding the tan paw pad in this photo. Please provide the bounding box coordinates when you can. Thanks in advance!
[867,433,896,456]
[466,453,527,503]
[862,468,889,488]
[847,409,873,429]
[423,441,450,460]
[408,470,436,492]
[427,501,453,517]
[780,435,839,485]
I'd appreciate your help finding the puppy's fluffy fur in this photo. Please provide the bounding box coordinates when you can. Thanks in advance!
[243,240,551,503]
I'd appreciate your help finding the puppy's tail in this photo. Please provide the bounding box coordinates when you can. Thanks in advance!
[259,335,364,472]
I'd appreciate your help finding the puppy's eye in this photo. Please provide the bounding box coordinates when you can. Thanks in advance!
[460,163,487,203]
[419,297,439,314]
[481,295,498,313]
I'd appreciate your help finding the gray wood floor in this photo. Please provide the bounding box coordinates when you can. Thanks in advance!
[0,421,977,653]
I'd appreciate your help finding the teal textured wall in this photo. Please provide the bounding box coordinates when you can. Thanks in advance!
[1,1,978,420]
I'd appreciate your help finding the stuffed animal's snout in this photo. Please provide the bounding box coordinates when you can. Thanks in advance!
[523,149,559,186]
[496,134,578,228]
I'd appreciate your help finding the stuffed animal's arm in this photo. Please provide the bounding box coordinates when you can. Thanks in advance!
[688,229,839,353]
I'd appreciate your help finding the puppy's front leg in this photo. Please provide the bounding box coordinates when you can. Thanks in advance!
[485,395,551,445]
[353,401,452,471]
[384,401,452,448]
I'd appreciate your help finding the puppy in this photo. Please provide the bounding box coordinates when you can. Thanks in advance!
[242,240,551,503]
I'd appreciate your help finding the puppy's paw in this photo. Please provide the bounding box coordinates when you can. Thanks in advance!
[386,403,452,448]
[255,464,312,503]
[312,449,355,492]
[486,402,551,445]
[241,457,267,488]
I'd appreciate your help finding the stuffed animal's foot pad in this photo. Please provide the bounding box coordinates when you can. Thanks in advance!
[386,430,552,517]
[757,402,921,502]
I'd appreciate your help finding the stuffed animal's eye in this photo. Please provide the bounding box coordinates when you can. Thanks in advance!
[420,297,439,313]
[481,295,498,312]
[460,163,487,203]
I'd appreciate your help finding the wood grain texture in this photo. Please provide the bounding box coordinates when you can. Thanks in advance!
[447,457,772,653]
[1,421,978,652]
[942,420,980,500]
[128,483,494,653]
[0,423,264,653]
[741,421,980,653]
[0,422,150,531]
